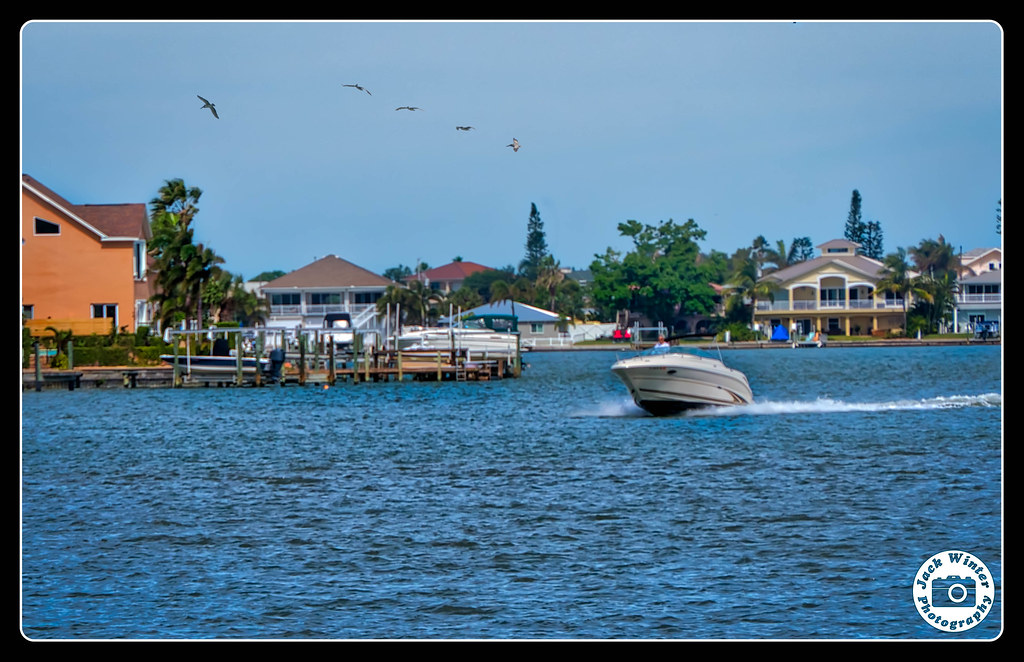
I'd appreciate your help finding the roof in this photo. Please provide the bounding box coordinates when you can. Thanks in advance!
[761,252,892,284]
[961,268,1002,285]
[263,254,393,289]
[961,247,1001,261]
[405,260,492,282]
[816,238,861,252]
[446,300,561,323]
[23,174,150,240]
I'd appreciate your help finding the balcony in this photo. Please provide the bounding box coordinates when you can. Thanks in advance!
[755,299,906,312]
[957,293,1001,305]
[269,302,376,318]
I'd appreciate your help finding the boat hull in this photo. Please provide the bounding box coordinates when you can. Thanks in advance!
[397,329,518,356]
[611,351,753,415]
[160,355,270,375]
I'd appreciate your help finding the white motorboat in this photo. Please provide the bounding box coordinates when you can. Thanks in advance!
[397,314,520,357]
[160,353,270,375]
[611,345,753,415]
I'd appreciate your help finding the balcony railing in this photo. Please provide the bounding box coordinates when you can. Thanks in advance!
[957,293,1002,304]
[755,299,906,312]
[269,302,376,318]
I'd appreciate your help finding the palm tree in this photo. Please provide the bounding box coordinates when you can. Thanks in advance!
[876,248,930,334]
[914,270,958,333]
[376,281,443,327]
[489,278,535,318]
[723,247,778,326]
[534,255,565,311]
[909,236,960,278]
[150,178,202,224]
[215,274,269,326]
[146,178,225,330]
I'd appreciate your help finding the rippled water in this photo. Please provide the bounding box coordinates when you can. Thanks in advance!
[21,345,1002,640]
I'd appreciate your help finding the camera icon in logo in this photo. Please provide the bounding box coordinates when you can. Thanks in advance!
[932,575,976,608]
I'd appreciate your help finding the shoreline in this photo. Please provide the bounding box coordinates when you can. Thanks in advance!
[533,337,1001,351]
[22,337,1000,391]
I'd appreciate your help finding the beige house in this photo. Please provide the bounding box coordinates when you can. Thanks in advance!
[753,239,916,337]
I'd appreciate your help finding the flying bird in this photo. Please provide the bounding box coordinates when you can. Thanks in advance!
[197,95,219,119]
[507,138,521,152]
[343,83,371,95]
[395,106,422,111]
[456,126,475,131]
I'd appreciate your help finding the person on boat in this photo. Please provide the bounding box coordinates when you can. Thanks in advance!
[653,334,671,352]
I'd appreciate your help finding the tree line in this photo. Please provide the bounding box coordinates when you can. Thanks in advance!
[144,179,991,336]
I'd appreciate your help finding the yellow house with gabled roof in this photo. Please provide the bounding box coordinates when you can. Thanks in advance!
[753,239,918,337]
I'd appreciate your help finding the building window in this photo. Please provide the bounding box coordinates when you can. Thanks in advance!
[23,305,34,320]
[34,218,60,235]
[354,292,381,304]
[530,323,544,334]
[92,304,117,318]
[271,293,300,306]
[133,241,147,279]
[135,300,151,327]
[310,292,341,305]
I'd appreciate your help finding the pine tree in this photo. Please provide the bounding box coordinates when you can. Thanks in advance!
[844,189,866,246]
[519,203,549,281]
[862,220,884,259]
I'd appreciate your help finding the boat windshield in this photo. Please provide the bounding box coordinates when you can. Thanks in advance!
[641,345,716,360]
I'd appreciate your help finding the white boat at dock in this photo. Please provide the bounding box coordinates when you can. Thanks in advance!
[611,345,754,416]
[160,353,271,375]
[397,314,521,357]
[160,336,276,377]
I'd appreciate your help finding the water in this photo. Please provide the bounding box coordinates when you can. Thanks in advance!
[21,345,1003,640]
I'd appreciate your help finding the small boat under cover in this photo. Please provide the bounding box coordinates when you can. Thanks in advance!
[160,354,270,375]
[611,345,753,416]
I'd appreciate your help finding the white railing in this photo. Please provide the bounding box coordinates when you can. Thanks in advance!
[527,336,577,349]
[269,303,376,318]
[958,293,1002,304]
[756,299,906,312]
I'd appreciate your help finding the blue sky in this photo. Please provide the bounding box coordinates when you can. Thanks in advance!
[21,20,1003,280]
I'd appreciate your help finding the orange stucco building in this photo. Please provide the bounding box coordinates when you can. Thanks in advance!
[22,174,155,336]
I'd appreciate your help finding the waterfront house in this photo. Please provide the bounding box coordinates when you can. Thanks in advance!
[261,254,393,332]
[959,247,1002,278]
[22,174,156,337]
[955,268,1002,334]
[404,260,493,293]
[753,239,916,337]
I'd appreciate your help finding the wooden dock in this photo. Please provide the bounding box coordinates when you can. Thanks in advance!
[275,348,519,386]
[23,348,521,390]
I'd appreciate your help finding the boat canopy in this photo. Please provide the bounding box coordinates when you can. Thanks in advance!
[458,313,518,332]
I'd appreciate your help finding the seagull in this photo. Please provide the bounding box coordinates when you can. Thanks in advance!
[343,83,371,95]
[456,126,475,131]
[395,106,422,111]
[507,138,521,152]
[197,95,219,119]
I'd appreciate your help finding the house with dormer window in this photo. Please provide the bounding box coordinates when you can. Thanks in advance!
[22,174,156,336]
[753,239,917,337]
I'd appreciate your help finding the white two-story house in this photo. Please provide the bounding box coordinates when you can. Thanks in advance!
[261,254,393,332]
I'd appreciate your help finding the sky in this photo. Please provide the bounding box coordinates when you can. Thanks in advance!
[20,20,1003,281]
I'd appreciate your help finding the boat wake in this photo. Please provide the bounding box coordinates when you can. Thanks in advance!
[583,393,1001,418]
